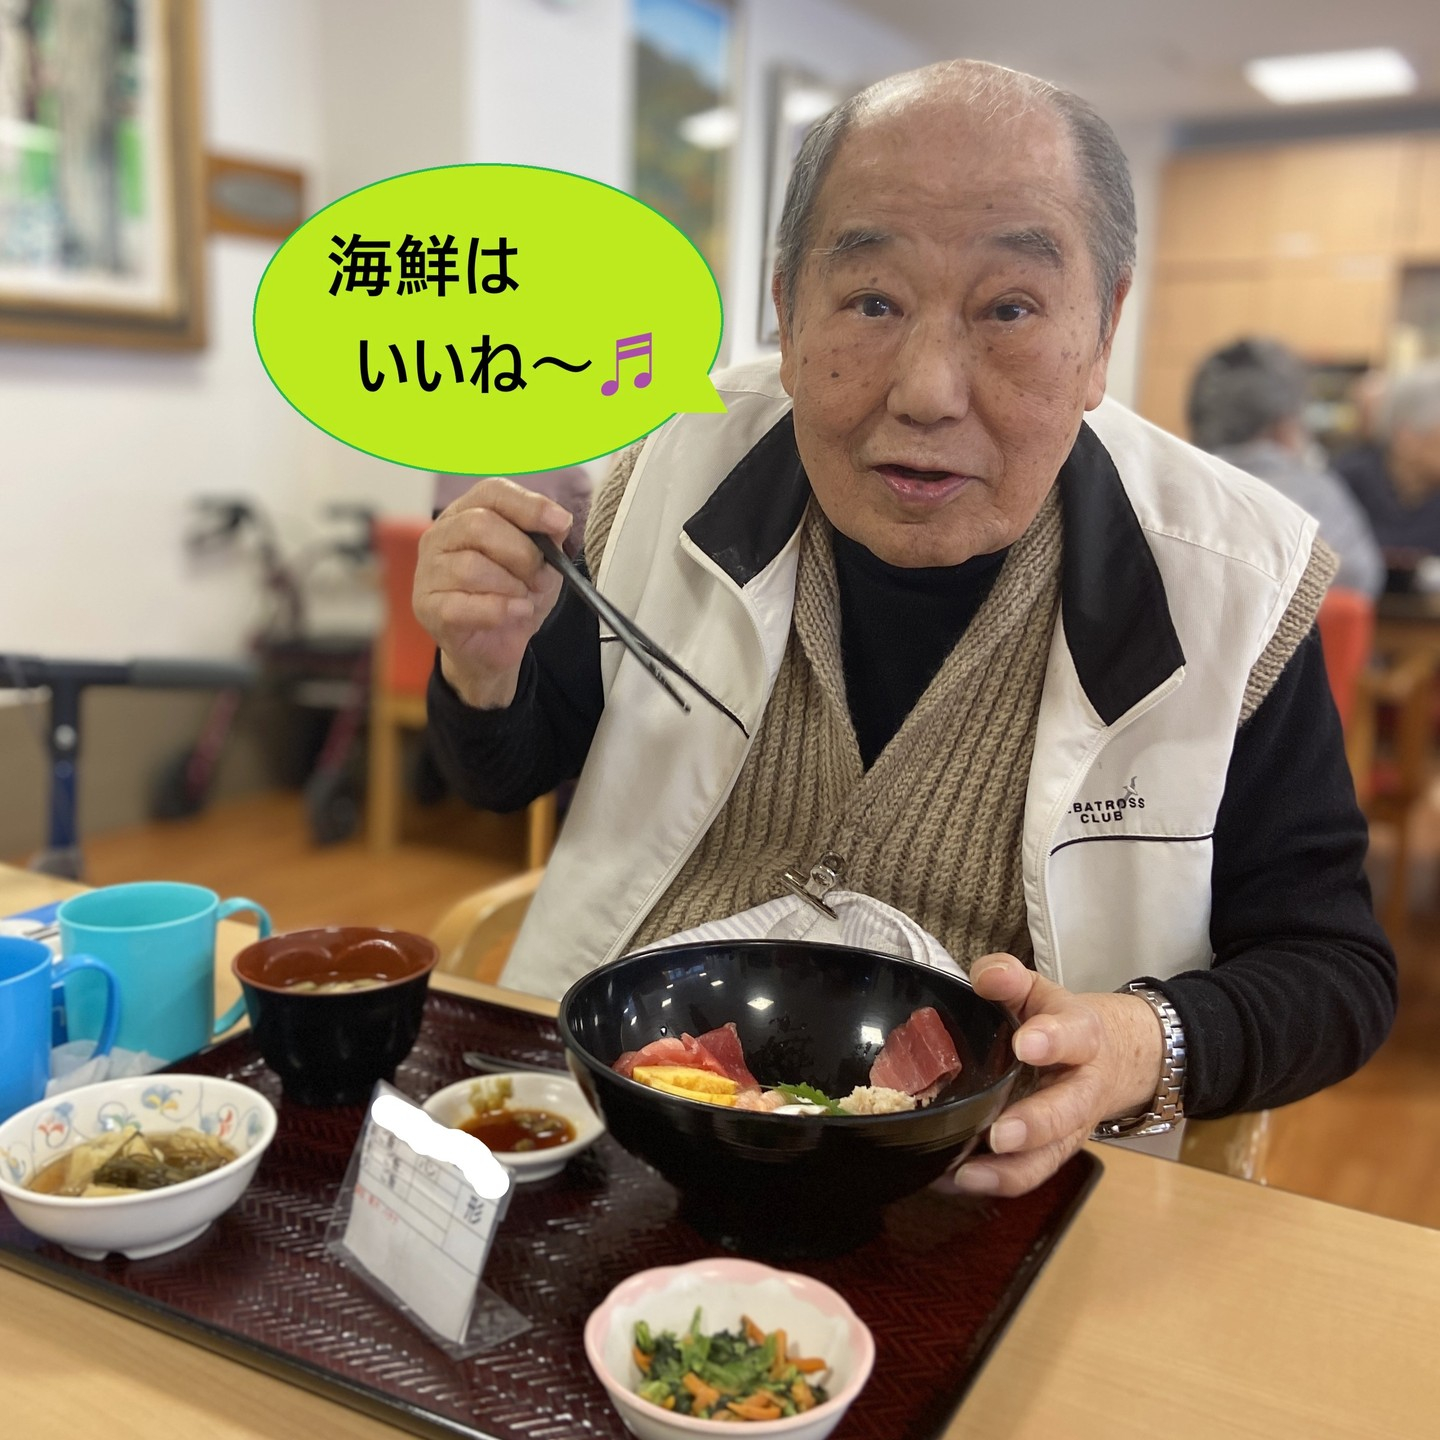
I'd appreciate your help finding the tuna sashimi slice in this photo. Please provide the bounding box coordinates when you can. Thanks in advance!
[868,1007,962,1098]
[693,1022,760,1089]
[612,1031,738,1081]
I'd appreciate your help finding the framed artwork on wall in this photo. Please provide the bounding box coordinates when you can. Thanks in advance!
[758,67,847,347]
[632,0,736,294]
[0,0,205,348]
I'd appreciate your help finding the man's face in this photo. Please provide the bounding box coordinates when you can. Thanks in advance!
[777,97,1124,567]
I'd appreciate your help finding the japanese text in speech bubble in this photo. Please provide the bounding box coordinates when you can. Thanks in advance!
[253,164,725,475]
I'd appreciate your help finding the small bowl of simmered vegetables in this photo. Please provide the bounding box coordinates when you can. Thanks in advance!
[0,1073,276,1260]
[584,1257,874,1439]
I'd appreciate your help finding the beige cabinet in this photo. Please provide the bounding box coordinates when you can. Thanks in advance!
[1261,256,1394,362]
[1137,358,1200,441]
[1265,139,1405,258]
[1145,269,1267,362]
[1140,133,1433,437]
[1400,136,1440,256]
[1154,149,1278,264]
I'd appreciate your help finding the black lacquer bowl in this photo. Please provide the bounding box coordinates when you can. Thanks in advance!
[232,927,438,1106]
[559,941,1023,1255]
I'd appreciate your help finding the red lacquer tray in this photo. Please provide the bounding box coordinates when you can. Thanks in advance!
[0,991,1100,1440]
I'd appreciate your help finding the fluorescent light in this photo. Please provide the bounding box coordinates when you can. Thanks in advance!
[1245,48,1417,105]
[678,106,738,150]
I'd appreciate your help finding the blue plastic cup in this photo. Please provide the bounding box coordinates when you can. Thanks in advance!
[59,882,270,1064]
[1,935,120,1122]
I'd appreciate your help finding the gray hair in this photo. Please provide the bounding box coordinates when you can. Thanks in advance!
[1187,338,1308,453]
[772,61,1137,344]
[1380,362,1440,441]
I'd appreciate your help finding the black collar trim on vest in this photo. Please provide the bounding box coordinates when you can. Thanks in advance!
[683,412,811,586]
[682,410,1185,724]
[1059,423,1186,725]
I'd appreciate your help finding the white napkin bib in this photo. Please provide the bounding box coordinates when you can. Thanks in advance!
[633,889,970,983]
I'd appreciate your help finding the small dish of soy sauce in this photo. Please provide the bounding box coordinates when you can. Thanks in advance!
[421,1071,605,1182]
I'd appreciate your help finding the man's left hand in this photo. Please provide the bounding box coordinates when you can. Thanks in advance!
[943,953,1165,1197]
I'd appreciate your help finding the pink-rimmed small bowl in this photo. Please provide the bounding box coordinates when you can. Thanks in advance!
[584,1257,875,1440]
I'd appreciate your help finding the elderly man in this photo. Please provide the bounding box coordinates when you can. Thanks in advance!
[416,61,1395,1197]
[1188,337,1383,596]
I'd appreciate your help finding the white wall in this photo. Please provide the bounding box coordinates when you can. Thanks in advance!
[465,0,632,187]
[0,0,333,663]
[1105,120,1170,412]
[293,0,473,573]
[724,0,926,366]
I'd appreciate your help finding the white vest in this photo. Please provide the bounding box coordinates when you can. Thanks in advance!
[501,360,1318,1006]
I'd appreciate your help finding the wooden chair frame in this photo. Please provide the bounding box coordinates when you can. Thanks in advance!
[431,867,544,984]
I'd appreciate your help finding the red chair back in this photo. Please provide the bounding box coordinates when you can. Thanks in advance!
[373,518,434,697]
[1316,588,1375,730]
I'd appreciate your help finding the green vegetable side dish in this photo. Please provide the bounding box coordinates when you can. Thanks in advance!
[632,1308,831,1421]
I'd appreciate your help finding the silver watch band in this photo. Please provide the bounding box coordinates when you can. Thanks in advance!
[1092,983,1187,1139]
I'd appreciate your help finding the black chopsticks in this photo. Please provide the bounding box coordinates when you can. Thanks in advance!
[527,532,747,735]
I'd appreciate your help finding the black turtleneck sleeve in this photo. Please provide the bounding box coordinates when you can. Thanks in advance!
[1148,626,1396,1115]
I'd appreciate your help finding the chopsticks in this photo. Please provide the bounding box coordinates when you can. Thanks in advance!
[526,532,747,736]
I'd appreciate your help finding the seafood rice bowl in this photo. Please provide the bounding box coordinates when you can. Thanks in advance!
[560,940,1023,1255]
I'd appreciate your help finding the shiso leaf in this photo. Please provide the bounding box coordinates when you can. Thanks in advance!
[774,1082,843,1114]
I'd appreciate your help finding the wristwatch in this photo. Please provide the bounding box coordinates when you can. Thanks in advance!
[1091,982,1187,1138]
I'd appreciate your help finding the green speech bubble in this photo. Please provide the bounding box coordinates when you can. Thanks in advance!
[254,164,725,475]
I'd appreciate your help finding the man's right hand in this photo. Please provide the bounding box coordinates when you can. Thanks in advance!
[414,478,574,710]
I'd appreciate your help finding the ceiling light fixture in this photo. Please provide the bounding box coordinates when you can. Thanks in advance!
[1245,48,1417,105]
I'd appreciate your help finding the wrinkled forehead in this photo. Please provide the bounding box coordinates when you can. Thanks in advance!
[809,97,1085,257]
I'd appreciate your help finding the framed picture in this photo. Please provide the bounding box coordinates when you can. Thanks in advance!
[758,67,847,347]
[632,0,736,291]
[207,154,306,242]
[0,0,205,348]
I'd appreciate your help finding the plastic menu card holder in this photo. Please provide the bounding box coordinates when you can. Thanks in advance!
[326,1081,532,1358]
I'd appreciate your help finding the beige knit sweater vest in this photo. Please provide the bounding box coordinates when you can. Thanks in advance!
[627,487,1064,966]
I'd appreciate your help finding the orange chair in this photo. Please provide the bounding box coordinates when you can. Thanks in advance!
[1320,588,1437,932]
[1316,589,1374,734]
[367,517,556,865]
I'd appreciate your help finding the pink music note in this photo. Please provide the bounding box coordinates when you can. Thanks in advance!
[600,332,653,395]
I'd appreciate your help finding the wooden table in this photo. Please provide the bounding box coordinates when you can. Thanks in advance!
[4,865,1438,1440]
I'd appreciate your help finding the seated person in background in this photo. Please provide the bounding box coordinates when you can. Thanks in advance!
[1187,338,1383,597]
[415,59,1396,1197]
[1335,362,1440,562]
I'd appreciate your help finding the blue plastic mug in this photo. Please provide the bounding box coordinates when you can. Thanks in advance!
[59,882,271,1063]
[1,936,120,1123]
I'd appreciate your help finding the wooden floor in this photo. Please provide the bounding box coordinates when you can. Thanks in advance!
[55,791,528,949]
[16,790,1440,1231]
[1264,906,1440,1230]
